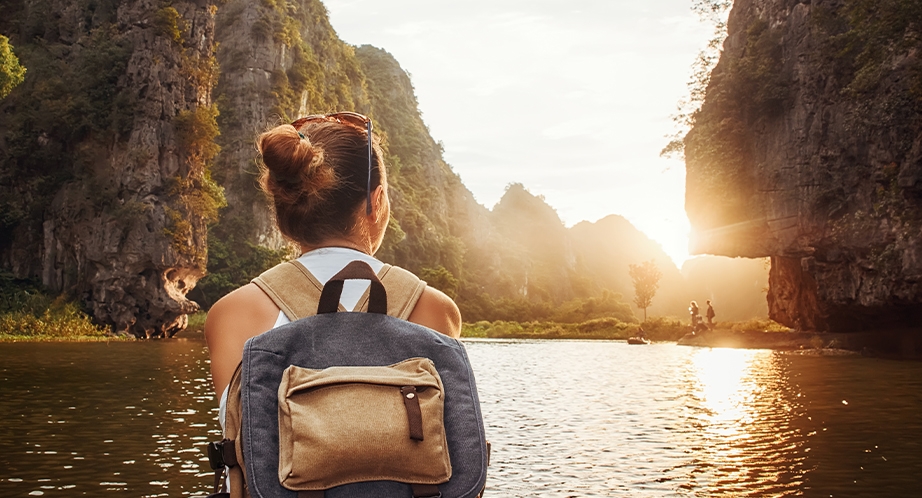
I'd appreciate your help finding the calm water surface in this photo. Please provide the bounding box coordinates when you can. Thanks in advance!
[1,339,921,497]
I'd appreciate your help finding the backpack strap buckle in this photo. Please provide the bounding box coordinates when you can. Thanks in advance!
[206,439,238,469]
[206,439,239,495]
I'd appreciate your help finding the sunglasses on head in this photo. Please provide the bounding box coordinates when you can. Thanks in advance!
[291,112,374,215]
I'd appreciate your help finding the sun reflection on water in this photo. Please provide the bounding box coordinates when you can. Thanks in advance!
[691,348,757,429]
[678,348,807,496]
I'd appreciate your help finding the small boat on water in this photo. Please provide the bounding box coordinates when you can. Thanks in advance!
[627,337,650,345]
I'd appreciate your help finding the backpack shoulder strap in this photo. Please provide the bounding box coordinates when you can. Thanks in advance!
[250,260,346,321]
[352,264,427,320]
[252,261,426,321]
[223,364,248,497]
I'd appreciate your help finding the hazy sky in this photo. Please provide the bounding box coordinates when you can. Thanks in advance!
[325,0,713,265]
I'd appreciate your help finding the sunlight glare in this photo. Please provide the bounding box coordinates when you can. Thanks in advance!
[677,349,805,493]
[690,348,760,437]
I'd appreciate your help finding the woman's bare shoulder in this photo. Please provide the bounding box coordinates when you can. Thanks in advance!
[204,284,280,358]
[205,283,280,393]
[206,284,279,329]
[408,286,462,339]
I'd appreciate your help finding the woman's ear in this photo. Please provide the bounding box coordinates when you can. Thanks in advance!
[371,184,388,222]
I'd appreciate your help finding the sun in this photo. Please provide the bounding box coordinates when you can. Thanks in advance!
[632,216,693,268]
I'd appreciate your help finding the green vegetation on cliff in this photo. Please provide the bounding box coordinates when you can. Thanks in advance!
[813,0,922,97]
[684,14,788,232]
[0,20,134,237]
[0,35,26,99]
[168,104,226,267]
[356,45,466,280]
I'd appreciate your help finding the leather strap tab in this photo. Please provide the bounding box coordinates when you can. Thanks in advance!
[317,260,387,314]
[221,439,237,467]
[400,386,425,441]
[411,483,441,497]
[298,491,325,498]
[375,265,426,319]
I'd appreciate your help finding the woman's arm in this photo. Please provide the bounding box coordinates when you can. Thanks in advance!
[407,286,462,339]
[204,283,280,394]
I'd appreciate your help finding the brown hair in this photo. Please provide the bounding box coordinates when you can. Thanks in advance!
[256,119,384,246]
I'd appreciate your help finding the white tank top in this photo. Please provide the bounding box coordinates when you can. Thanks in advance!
[219,247,384,428]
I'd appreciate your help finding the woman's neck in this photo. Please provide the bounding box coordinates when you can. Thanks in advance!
[300,237,371,256]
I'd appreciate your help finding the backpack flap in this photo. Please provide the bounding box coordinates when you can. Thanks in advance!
[277,358,451,490]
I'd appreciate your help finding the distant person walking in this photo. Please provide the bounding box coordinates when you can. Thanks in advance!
[706,300,715,328]
[689,300,700,330]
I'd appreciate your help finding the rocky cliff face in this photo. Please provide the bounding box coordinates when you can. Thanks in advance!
[685,0,922,331]
[208,0,369,254]
[0,0,220,336]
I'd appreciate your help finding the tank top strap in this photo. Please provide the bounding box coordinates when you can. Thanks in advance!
[251,260,427,321]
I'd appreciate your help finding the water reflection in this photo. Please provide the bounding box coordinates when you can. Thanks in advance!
[0,341,221,497]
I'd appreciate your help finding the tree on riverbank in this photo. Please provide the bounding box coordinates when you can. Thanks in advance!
[629,259,662,321]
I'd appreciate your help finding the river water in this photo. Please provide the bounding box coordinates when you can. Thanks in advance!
[1,338,921,497]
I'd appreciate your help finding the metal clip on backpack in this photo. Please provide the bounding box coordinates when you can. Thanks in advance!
[207,260,489,498]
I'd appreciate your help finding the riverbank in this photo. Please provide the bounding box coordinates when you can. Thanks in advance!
[0,302,123,343]
[678,328,922,358]
[461,317,691,341]
[0,273,121,342]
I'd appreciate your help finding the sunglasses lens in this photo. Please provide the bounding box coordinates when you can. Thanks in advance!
[291,118,308,129]
[329,112,368,128]
[291,112,369,131]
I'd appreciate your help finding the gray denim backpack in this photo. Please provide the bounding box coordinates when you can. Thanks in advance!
[207,260,489,498]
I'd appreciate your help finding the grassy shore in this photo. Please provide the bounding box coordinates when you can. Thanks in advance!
[460,317,792,342]
[185,311,207,334]
[0,274,124,342]
[0,301,124,342]
[462,316,683,341]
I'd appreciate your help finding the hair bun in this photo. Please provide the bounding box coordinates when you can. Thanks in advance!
[258,124,337,200]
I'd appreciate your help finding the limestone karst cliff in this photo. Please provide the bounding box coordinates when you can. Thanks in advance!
[685,0,922,331]
[0,0,221,337]
[192,0,372,307]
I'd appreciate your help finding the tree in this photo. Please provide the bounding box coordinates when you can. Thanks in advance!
[628,260,662,322]
[0,35,26,99]
[420,266,460,299]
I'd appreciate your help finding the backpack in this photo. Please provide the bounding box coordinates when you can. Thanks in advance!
[206,260,489,498]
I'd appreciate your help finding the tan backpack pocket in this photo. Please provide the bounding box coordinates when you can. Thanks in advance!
[277,357,452,490]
